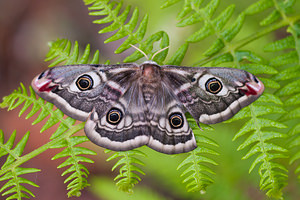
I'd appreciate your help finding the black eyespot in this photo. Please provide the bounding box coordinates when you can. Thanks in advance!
[191,78,196,82]
[169,113,184,129]
[107,108,123,125]
[76,75,93,91]
[205,78,222,94]
[253,76,259,83]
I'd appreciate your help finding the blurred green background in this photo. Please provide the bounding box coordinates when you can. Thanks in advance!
[0,0,299,199]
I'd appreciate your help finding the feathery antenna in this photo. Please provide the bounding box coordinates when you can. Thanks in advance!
[151,46,169,60]
[130,44,169,61]
[130,44,149,60]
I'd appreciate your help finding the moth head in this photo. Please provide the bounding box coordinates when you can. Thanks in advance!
[141,62,161,78]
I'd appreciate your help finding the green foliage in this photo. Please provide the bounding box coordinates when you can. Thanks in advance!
[84,0,149,54]
[0,39,100,199]
[177,130,219,192]
[105,149,146,193]
[161,0,297,197]
[90,176,166,200]
[0,130,40,200]
[170,110,217,193]
[229,95,288,197]
[1,0,300,199]
[161,0,245,59]
[51,136,96,197]
[261,1,300,184]
[84,0,169,64]
[45,38,101,66]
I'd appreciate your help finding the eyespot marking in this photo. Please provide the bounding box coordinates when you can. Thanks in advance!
[107,108,123,125]
[205,78,222,94]
[76,75,93,91]
[169,113,184,129]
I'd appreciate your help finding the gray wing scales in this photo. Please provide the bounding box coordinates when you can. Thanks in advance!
[161,66,264,125]
[32,63,154,151]
[32,63,263,154]
[31,64,139,121]
[146,83,197,154]
[32,64,198,154]
[84,81,151,151]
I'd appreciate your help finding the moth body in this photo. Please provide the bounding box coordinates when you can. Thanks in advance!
[32,63,264,154]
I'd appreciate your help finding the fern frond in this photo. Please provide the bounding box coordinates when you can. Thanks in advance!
[51,136,96,197]
[0,130,40,200]
[0,83,77,135]
[244,0,296,26]
[45,38,100,66]
[260,0,300,183]
[0,83,95,197]
[84,0,169,64]
[228,54,288,198]
[228,59,288,199]
[176,116,217,193]
[105,149,146,193]
[231,103,288,198]
[0,38,101,197]
[164,0,241,57]
[162,0,274,65]
[177,129,218,193]
[84,0,148,54]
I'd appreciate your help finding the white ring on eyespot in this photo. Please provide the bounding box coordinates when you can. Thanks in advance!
[69,71,102,92]
[154,106,189,135]
[198,74,229,96]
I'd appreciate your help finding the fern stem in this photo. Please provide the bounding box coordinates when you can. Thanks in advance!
[271,0,300,64]
[191,150,202,190]
[249,105,276,188]
[66,136,84,190]
[97,2,147,51]
[101,3,134,38]
[11,168,22,200]
[0,123,85,176]
[124,152,132,188]
[195,14,300,66]
[12,89,76,130]
[191,4,229,48]
[234,20,286,50]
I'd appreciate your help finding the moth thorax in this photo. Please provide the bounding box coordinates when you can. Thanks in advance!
[141,64,161,79]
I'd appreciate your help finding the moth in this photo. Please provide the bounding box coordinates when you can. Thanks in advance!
[32,60,264,154]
